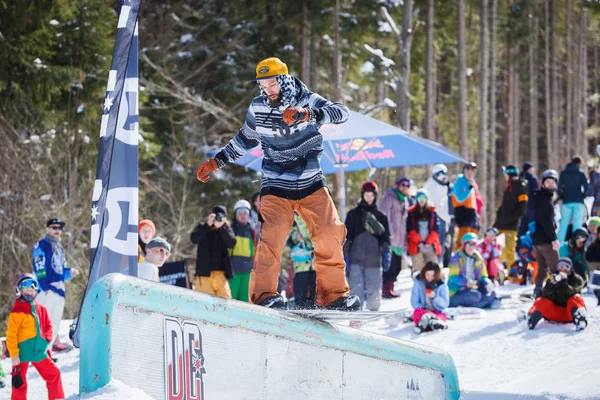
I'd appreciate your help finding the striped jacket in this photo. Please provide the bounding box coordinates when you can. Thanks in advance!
[214,76,349,200]
[6,299,53,362]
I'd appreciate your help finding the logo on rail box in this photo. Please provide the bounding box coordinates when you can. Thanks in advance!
[164,318,207,400]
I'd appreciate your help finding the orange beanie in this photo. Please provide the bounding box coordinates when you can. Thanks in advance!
[138,219,156,235]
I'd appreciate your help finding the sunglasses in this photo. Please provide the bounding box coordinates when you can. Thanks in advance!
[416,195,428,201]
[464,242,477,247]
[399,184,410,188]
[49,226,63,231]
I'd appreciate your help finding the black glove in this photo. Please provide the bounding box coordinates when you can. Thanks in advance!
[12,366,23,389]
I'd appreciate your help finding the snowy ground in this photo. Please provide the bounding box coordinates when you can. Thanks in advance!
[1,269,599,399]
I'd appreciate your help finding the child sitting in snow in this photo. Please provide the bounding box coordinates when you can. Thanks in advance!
[410,262,449,334]
[525,257,587,331]
[448,233,500,309]
[6,274,64,400]
[510,223,537,285]
[476,227,504,283]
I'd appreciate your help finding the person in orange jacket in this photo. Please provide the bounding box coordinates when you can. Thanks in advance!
[6,274,65,400]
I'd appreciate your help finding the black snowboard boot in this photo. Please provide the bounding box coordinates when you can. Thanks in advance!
[571,307,588,331]
[527,310,543,330]
[429,318,448,331]
[532,287,542,300]
[413,314,432,334]
[260,294,286,310]
[325,295,361,311]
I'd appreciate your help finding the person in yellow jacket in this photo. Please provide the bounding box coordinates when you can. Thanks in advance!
[6,274,64,400]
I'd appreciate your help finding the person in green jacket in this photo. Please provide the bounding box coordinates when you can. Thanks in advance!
[558,228,589,283]
[229,200,258,302]
[287,213,316,309]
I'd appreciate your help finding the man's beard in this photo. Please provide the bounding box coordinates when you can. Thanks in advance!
[268,92,283,107]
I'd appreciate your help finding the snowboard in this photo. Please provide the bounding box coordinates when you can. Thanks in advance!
[386,307,488,326]
[287,309,405,322]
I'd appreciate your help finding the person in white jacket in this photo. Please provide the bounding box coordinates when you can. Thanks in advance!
[423,164,453,267]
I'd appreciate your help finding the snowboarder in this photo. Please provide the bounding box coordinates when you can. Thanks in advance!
[344,182,391,311]
[406,189,442,275]
[423,164,453,267]
[229,200,258,302]
[448,233,499,309]
[195,57,358,310]
[410,262,449,334]
[525,258,587,331]
[451,162,483,250]
[6,274,65,400]
[532,169,561,299]
[493,165,528,269]
[380,177,414,298]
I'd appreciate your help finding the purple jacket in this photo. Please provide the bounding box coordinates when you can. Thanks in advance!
[380,188,414,253]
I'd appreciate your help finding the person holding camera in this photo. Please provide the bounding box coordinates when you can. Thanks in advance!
[191,205,237,298]
[525,257,587,331]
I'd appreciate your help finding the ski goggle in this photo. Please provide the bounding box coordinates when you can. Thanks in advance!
[416,194,428,202]
[19,279,38,290]
[464,241,477,247]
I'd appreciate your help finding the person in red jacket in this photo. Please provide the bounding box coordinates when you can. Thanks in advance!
[407,189,442,275]
[6,274,64,400]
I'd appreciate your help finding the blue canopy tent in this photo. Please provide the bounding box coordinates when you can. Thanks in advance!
[209,110,465,217]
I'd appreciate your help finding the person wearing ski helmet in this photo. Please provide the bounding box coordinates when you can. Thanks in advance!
[195,57,357,311]
[32,218,79,353]
[229,199,258,302]
[518,162,540,236]
[344,182,391,311]
[493,165,528,269]
[451,162,483,250]
[558,228,589,282]
[532,169,561,298]
[448,233,499,309]
[424,164,453,267]
[7,274,65,399]
[525,257,587,331]
[557,156,589,243]
[380,177,415,298]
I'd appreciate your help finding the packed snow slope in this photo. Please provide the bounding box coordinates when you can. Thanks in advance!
[1,269,598,399]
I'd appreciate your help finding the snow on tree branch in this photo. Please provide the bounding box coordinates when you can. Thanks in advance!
[380,7,400,36]
[363,44,396,67]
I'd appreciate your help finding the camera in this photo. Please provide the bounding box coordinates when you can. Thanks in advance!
[214,213,224,222]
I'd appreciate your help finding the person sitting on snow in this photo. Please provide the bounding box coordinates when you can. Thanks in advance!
[558,228,589,284]
[477,227,505,284]
[525,257,587,331]
[410,261,449,334]
[448,233,499,309]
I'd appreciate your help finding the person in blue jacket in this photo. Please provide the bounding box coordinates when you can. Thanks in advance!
[32,218,79,352]
[410,261,449,334]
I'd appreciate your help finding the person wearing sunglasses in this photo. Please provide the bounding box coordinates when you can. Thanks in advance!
[380,177,415,298]
[448,233,499,309]
[523,257,587,331]
[6,274,65,399]
[137,237,172,282]
[558,228,589,284]
[31,218,79,354]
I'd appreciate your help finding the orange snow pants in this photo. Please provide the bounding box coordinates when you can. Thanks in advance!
[528,295,586,323]
[249,187,350,307]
